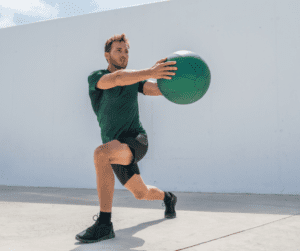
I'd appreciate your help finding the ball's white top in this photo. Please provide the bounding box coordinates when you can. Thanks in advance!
[174,50,192,56]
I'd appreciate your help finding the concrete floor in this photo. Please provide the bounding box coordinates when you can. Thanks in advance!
[0,185,299,251]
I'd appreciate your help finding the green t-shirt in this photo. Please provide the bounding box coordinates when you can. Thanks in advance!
[88,69,147,144]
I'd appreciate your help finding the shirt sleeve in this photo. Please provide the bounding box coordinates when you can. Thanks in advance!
[88,71,104,92]
[138,80,147,95]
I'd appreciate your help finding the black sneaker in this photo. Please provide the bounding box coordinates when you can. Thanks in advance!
[162,192,177,219]
[75,213,115,243]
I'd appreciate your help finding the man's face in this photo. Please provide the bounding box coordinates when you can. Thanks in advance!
[106,41,129,70]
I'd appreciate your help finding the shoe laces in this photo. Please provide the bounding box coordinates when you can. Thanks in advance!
[93,213,100,222]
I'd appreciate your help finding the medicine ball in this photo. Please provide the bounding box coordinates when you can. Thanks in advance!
[157,50,211,105]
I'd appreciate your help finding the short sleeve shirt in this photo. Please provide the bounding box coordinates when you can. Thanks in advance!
[88,69,147,144]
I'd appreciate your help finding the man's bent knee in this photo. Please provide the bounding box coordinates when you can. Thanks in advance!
[94,140,134,166]
[135,190,148,200]
[94,140,121,159]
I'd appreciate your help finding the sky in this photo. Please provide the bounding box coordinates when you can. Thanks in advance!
[0,0,168,29]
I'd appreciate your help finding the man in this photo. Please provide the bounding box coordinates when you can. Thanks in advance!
[75,34,178,243]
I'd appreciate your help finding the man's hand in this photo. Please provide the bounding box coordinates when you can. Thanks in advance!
[149,57,177,80]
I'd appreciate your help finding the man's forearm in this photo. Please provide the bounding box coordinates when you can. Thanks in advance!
[115,68,152,87]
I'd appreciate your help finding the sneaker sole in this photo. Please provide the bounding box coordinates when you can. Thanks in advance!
[76,229,115,243]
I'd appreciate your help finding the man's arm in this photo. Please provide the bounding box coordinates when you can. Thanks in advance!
[96,68,153,90]
[116,69,153,87]
[143,81,163,96]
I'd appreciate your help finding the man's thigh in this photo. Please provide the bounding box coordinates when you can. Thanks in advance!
[111,134,148,186]
[95,139,133,166]
[118,134,148,164]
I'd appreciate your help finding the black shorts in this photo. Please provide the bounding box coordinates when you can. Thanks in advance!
[111,134,148,186]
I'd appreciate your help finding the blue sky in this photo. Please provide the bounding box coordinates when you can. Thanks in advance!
[0,0,168,29]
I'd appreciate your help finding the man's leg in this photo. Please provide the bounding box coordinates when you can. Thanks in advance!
[94,151,115,212]
[94,139,134,212]
[124,174,165,201]
[76,140,133,242]
[143,185,165,201]
[75,150,115,243]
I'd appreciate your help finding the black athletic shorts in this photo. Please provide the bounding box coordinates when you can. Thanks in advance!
[111,133,148,186]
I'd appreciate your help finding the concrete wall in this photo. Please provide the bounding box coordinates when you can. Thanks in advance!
[1,0,299,195]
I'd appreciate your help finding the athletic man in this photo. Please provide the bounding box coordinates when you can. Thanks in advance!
[75,34,178,243]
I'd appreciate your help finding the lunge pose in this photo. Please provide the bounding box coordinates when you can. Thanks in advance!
[76,33,178,244]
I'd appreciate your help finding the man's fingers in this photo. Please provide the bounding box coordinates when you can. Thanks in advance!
[158,57,167,63]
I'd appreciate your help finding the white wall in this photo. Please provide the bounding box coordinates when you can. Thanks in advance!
[1,0,299,195]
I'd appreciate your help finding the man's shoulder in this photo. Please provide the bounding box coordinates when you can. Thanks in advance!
[89,69,109,77]
[88,69,110,85]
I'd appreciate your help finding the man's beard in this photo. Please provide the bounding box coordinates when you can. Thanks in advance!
[112,59,126,70]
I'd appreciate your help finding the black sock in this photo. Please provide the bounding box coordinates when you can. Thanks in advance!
[99,211,111,224]
[163,191,172,203]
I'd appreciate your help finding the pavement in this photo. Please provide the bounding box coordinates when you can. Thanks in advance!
[0,185,299,251]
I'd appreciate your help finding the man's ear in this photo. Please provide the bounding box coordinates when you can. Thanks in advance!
[105,52,110,62]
